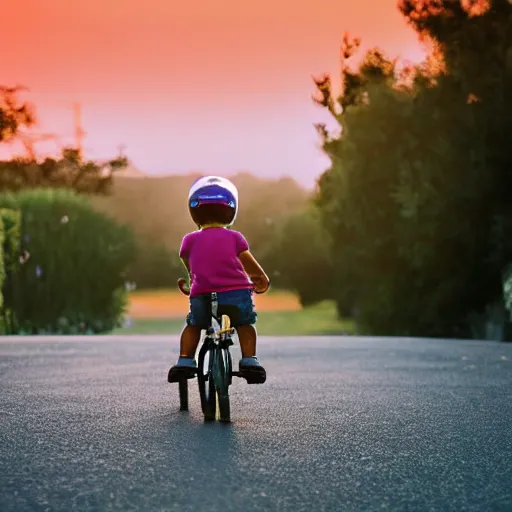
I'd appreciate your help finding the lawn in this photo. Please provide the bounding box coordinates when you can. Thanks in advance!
[115,289,354,336]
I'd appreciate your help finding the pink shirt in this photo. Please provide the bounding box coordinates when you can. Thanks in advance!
[179,227,253,297]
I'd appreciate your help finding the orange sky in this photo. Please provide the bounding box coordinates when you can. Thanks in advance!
[2,0,425,188]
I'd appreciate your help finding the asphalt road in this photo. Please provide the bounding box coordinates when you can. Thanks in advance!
[0,335,511,512]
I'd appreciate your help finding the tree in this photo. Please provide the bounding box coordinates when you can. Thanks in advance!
[0,85,128,195]
[313,0,512,338]
[0,148,128,195]
[314,42,417,333]
[398,0,512,336]
[270,208,335,307]
[0,86,35,142]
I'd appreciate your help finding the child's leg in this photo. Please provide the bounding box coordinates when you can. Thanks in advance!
[236,324,265,377]
[219,289,264,373]
[168,325,201,381]
[168,298,205,382]
[236,324,257,358]
[177,295,207,361]
[180,325,202,358]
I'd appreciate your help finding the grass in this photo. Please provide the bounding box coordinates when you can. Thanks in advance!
[115,289,354,336]
[126,287,302,318]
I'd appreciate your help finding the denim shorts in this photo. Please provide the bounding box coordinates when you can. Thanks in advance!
[186,288,257,329]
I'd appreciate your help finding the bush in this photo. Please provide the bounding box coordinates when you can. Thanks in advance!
[0,209,21,333]
[126,237,184,289]
[269,208,335,307]
[0,188,136,334]
[0,216,5,312]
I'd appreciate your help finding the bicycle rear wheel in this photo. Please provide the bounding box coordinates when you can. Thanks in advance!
[197,343,216,421]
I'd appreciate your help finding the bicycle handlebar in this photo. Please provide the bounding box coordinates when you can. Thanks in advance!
[177,277,270,296]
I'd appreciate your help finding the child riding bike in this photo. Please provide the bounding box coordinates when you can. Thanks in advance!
[167,175,270,383]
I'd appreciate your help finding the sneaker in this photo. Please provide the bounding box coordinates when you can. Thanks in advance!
[239,357,266,384]
[239,356,262,368]
[167,357,197,383]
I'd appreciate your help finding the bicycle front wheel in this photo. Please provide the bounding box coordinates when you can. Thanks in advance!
[197,344,216,421]
[214,347,232,423]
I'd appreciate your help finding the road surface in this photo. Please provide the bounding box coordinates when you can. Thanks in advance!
[0,335,511,511]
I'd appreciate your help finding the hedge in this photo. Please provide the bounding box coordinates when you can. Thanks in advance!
[0,216,5,313]
[0,188,136,334]
[0,209,21,333]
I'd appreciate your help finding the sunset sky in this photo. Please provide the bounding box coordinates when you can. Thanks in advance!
[3,0,425,188]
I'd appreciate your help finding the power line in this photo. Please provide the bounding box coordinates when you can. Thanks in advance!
[73,103,86,158]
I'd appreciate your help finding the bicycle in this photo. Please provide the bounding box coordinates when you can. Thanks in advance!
[173,290,265,423]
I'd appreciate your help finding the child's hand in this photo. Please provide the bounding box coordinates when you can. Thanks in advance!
[177,277,191,296]
[253,276,270,294]
[238,250,270,294]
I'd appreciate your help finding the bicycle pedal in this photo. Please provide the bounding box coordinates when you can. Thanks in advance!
[167,367,197,383]
[245,375,266,384]
[240,368,266,384]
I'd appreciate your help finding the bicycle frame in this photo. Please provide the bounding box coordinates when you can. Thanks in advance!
[176,291,263,422]
[177,292,236,421]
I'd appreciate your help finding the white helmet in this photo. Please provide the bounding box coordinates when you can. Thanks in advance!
[188,176,239,226]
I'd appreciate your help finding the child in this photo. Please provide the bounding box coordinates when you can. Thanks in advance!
[167,176,270,383]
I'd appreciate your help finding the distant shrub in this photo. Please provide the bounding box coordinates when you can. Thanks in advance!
[0,188,136,334]
[270,208,336,307]
[126,237,184,289]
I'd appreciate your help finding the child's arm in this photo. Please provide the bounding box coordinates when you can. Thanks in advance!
[178,234,193,296]
[239,250,270,294]
[177,257,192,296]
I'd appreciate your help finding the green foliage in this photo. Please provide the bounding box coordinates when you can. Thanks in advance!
[0,209,21,333]
[126,237,184,289]
[0,217,4,311]
[0,148,129,195]
[313,1,512,338]
[1,85,127,195]
[0,188,136,334]
[0,209,21,274]
[91,173,310,289]
[269,208,335,307]
[234,175,309,257]
[0,86,35,142]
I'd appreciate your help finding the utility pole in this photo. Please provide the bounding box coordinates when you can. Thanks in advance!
[73,103,86,159]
